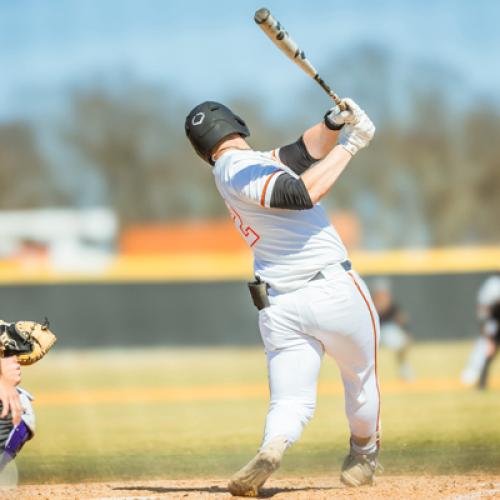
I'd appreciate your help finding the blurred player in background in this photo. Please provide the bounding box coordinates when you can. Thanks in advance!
[371,278,414,381]
[461,274,500,389]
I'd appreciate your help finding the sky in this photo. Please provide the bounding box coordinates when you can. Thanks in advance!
[1,0,499,121]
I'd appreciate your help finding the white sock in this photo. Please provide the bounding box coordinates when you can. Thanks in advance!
[351,435,378,455]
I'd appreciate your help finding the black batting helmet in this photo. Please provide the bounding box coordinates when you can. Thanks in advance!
[185,101,250,165]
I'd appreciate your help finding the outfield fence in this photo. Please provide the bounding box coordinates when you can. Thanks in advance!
[0,246,497,347]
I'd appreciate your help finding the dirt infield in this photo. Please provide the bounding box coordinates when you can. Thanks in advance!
[5,476,500,500]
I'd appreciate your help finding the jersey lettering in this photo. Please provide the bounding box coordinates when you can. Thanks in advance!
[225,202,260,247]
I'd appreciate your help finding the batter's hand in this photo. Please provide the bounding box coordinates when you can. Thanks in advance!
[337,98,375,156]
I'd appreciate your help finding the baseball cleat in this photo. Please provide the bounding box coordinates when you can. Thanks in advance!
[227,436,287,497]
[340,449,383,487]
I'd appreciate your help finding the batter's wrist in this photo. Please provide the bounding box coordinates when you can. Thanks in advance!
[324,110,345,131]
[338,143,356,157]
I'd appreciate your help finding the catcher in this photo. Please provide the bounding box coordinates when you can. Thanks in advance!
[0,319,56,472]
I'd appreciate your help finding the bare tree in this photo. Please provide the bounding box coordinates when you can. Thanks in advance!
[10,52,497,247]
[0,123,67,209]
[61,85,292,226]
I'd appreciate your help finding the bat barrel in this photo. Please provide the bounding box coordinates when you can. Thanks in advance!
[254,7,346,109]
[254,8,317,78]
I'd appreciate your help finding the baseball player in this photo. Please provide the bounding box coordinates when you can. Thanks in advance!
[0,320,56,474]
[0,356,35,476]
[461,274,500,389]
[185,98,379,496]
[372,278,414,381]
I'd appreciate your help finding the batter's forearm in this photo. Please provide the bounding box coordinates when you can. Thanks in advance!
[301,145,352,204]
[302,122,340,160]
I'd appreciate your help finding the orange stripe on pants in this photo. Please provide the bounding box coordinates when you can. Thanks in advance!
[348,272,381,446]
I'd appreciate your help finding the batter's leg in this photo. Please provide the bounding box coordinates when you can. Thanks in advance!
[228,340,323,496]
[262,341,323,446]
[319,274,380,446]
[329,335,380,447]
[340,274,381,486]
[307,272,381,486]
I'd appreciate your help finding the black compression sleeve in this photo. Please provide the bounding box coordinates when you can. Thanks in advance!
[278,136,318,175]
[270,173,313,210]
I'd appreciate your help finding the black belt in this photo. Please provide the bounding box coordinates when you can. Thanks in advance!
[248,259,352,311]
[310,260,352,281]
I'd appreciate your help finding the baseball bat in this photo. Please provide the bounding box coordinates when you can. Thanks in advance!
[254,8,346,110]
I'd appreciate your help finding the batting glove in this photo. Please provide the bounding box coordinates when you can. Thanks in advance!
[324,104,353,130]
[338,98,375,156]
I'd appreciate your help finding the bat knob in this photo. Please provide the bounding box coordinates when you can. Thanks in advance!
[254,8,270,24]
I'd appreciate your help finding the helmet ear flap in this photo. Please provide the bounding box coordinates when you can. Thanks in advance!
[185,101,250,164]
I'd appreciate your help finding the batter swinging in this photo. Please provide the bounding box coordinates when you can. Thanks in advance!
[185,98,380,496]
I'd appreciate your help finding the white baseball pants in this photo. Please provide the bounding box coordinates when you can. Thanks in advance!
[258,264,381,450]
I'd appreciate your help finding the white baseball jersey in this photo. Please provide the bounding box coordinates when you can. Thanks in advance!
[213,149,348,292]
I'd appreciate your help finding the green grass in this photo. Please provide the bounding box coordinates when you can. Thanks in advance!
[17,341,500,483]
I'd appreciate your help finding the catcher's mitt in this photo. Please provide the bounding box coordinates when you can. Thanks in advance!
[0,318,56,366]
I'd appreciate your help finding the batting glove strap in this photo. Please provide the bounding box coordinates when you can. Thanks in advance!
[324,109,345,130]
